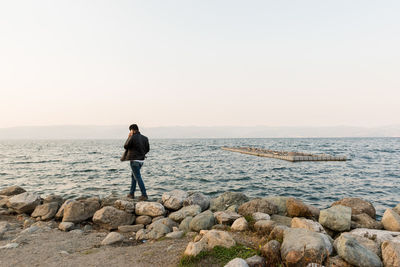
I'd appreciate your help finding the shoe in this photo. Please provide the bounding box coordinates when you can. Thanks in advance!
[126,194,134,199]
[138,195,148,201]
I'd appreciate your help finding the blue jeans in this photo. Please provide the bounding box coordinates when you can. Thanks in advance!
[130,161,147,196]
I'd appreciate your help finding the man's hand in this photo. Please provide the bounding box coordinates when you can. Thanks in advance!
[128,130,134,137]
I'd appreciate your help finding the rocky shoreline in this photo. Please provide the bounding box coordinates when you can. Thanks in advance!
[1,185,400,266]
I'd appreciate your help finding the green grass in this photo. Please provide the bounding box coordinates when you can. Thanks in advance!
[179,245,259,267]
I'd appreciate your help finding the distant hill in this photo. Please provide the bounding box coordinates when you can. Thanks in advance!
[0,125,399,139]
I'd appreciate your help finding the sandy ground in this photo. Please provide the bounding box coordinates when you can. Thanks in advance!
[0,215,191,267]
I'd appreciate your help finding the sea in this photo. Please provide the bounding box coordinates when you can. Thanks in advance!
[0,138,399,217]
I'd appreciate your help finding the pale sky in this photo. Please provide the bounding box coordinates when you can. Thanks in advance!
[1,1,399,128]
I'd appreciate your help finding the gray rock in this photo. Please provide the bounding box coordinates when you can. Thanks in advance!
[118,224,144,233]
[20,225,40,235]
[335,233,382,267]
[147,218,178,231]
[0,221,9,239]
[165,230,184,239]
[351,213,383,230]
[62,199,100,223]
[114,199,135,213]
[381,240,400,267]
[224,258,249,267]
[83,224,93,232]
[210,192,249,212]
[93,206,135,230]
[264,196,288,215]
[252,212,270,221]
[214,211,241,225]
[189,210,215,232]
[69,229,84,235]
[231,217,248,231]
[334,233,380,258]
[58,222,74,232]
[238,198,278,216]
[6,192,41,214]
[183,192,210,211]
[281,228,330,266]
[43,194,64,206]
[381,208,400,231]
[268,225,288,242]
[162,190,188,210]
[0,186,26,196]
[135,229,149,240]
[245,255,266,267]
[146,222,171,239]
[179,216,193,232]
[101,193,122,207]
[332,197,376,219]
[350,228,400,246]
[101,232,124,245]
[254,220,276,235]
[169,205,202,222]
[135,201,165,217]
[319,205,351,232]
[135,215,152,225]
[261,240,281,266]
[31,202,59,220]
[270,214,292,227]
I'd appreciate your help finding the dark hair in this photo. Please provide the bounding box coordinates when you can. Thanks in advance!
[129,124,139,131]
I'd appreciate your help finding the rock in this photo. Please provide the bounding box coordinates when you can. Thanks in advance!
[184,239,208,256]
[393,204,400,215]
[147,218,178,231]
[169,205,202,222]
[351,213,383,230]
[231,217,248,231]
[135,201,165,217]
[189,210,215,232]
[58,222,74,232]
[101,193,122,207]
[101,232,124,245]
[20,225,40,235]
[202,229,236,249]
[43,194,64,206]
[326,255,353,267]
[0,222,9,239]
[381,208,400,231]
[381,240,400,267]
[162,190,188,210]
[0,243,19,249]
[212,224,230,231]
[210,192,249,212]
[183,192,210,211]
[135,215,152,225]
[286,198,313,218]
[245,255,266,267]
[252,212,270,221]
[227,205,239,212]
[332,198,376,219]
[335,233,382,267]
[146,222,171,239]
[0,196,9,208]
[93,206,135,230]
[307,205,321,219]
[214,211,241,225]
[6,192,41,214]
[271,215,292,227]
[261,240,281,266]
[291,217,326,233]
[118,224,144,233]
[83,224,93,232]
[55,199,75,219]
[334,233,381,258]
[0,186,26,196]
[114,200,135,213]
[350,228,400,246]
[264,196,288,215]
[224,258,249,267]
[179,216,193,232]
[135,229,148,240]
[31,202,59,220]
[268,225,288,242]
[62,199,100,223]
[70,229,84,235]
[319,205,351,232]
[254,220,276,235]
[166,231,184,239]
[280,228,330,266]
[238,198,278,216]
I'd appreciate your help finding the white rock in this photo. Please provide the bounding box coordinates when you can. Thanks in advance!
[224,258,249,267]
[231,218,248,231]
[101,232,124,245]
[135,202,165,217]
[252,212,270,221]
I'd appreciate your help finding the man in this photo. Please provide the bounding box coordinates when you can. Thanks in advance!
[124,124,150,200]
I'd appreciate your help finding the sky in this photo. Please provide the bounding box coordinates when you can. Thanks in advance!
[1,1,399,128]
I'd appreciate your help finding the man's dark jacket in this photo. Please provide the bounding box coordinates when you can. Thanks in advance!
[124,132,150,160]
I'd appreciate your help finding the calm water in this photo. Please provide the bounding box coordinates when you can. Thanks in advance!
[0,138,399,216]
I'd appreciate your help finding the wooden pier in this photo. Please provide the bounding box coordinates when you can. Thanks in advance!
[221,147,347,162]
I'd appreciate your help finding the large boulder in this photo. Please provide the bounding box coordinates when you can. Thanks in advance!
[135,201,165,217]
[55,199,75,219]
[332,198,376,219]
[280,228,330,266]
[291,217,326,233]
[319,205,351,232]
[210,192,249,212]
[62,198,100,223]
[350,228,400,246]
[162,190,188,210]
[0,186,26,196]
[351,213,383,230]
[183,192,210,211]
[264,196,288,215]
[179,216,193,232]
[381,208,400,231]
[189,210,215,232]
[93,206,135,230]
[286,198,313,218]
[271,215,292,227]
[31,202,59,220]
[334,233,381,258]
[214,211,241,225]
[169,205,202,222]
[146,222,171,239]
[238,199,278,216]
[6,192,41,214]
[334,233,382,267]
[381,240,400,267]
